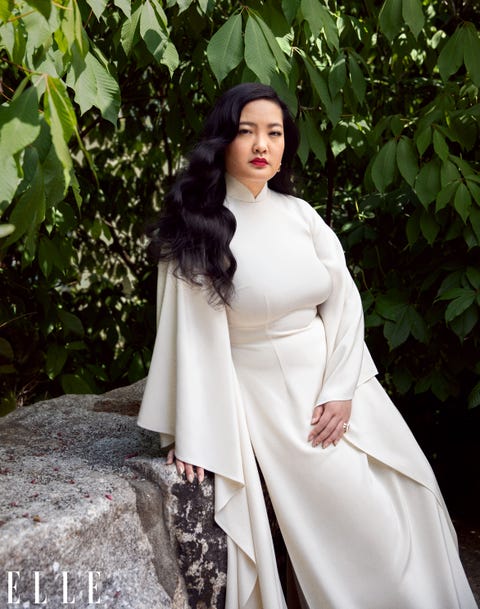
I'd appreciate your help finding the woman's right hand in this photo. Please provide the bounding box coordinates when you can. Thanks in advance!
[166,447,205,484]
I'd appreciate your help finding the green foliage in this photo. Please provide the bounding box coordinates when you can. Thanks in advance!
[0,0,479,418]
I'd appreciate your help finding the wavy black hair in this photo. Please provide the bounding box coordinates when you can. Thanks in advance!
[147,82,300,305]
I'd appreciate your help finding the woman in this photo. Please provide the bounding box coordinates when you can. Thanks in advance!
[138,83,477,609]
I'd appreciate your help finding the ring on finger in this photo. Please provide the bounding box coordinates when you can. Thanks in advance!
[343,421,350,432]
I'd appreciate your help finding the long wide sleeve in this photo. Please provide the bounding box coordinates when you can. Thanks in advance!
[137,262,287,609]
[137,262,244,480]
[306,207,377,405]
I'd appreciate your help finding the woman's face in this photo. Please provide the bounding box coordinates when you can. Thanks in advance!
[225,98,285,196]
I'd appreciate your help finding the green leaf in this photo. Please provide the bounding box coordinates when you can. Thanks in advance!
[440,159,461,187]
[114,0,131,17]
[378,0,402,42]
[383,303,428,348]
[384,315,409,349]
[85,0,107,19]
[437,27,464,82]
[449,304,478,339]
[297,116,310,166]
[0,0,14,22]
[23,9,52,56]
[69,51,121,125]
[396,136,418,186]
[207,13,243,84]
[444,290,476,322]
[269,71,298,115]
[140,0,179,75]
[438,286,473,301]
[120,4,142,55]
[45,343,68,379]
[415,160,441,207]
[406,306,428,343]
[1,18,26,64]
[0,155,21,209]
[161,42,180,77]
[38,236,59,278]
[466,266,480,289]
[468,380,480,409]
[463,23,480,87]
[253,15,291,79]
[60,373,94,394]
[3,152,45,248]
[376,292,408,320]
[244,15,276,84]
[0,85,41,160]
[44,76,77,186]
[406,209,421,246]
[371,139,397,192]
[59,0,88,57]
[300,0,338,50]
[0,336,14,360]
[392,366,413,394]
[432,129,449,162]
[304,58,331,111]
[58,309,84,336]
[451,155,476,178]
[348,53,366,104]
[304,113,326,164]
[402,0,424,39]
[43,139,67,206]
[470,207,480,243]
[415,126,431,157]
[328,53,346,99]
[326,94,342,128]
[24,0,51,19]
[436,181,458,212]
[419,209,439,244]
[0,223,15,238]
[466,178,480,205]
[454,182,471,223]
[282,0,300,24]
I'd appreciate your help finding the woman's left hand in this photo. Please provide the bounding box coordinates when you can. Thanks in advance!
[308,400,352,449]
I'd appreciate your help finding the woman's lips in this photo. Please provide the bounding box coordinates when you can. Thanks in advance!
[250,158,268,167]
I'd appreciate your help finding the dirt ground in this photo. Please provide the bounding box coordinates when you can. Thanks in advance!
[456,519,480,603]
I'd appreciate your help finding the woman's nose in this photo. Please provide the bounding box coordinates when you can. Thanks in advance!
[253,137,267,153]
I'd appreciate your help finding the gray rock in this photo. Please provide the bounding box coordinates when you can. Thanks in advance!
[93,379,146,417]
[131,459,227,609]
[0,392,227,609]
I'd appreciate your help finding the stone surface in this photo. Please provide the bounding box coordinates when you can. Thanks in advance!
[93,378,146,417]
[131,459,227,609]
[0,392,227,609]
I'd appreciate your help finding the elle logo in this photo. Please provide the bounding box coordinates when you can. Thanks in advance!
[7,571,102,605]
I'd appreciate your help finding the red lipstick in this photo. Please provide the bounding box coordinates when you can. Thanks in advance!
[251,157,268,167]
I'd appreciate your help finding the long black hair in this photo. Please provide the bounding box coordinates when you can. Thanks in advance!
[147,83,300,305]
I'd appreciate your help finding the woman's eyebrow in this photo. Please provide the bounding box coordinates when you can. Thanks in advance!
[239,121,283,128]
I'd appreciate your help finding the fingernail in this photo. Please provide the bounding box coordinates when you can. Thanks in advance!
[177,466,184,476]
[323,442,329,449]
[187,473,194,483]
[198,474,204,484]
[333,440,337,447]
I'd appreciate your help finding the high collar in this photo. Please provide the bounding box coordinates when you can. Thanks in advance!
[225,174,269,203]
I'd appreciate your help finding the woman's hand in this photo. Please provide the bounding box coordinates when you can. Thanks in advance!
[308,400,352,449]
[166,448,205,484]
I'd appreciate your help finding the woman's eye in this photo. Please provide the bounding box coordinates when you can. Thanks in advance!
[270,131,283,137]
[238,128,252,135]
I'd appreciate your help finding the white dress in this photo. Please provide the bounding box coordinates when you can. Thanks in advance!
[137,175,478,609]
